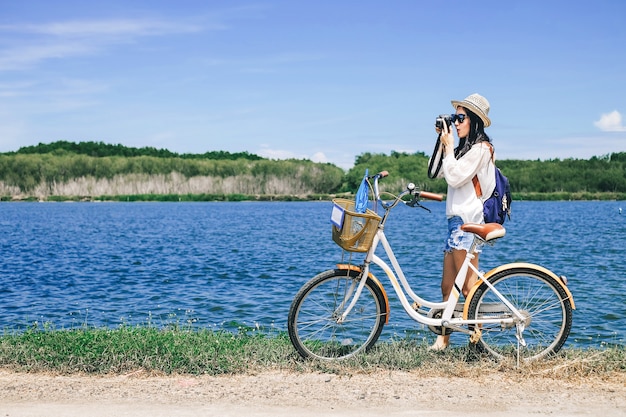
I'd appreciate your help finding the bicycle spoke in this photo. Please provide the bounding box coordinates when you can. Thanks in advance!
[288,269,387,360]
[468,268,572,362]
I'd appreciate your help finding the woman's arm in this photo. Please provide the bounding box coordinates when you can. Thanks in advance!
[442,143,492,188]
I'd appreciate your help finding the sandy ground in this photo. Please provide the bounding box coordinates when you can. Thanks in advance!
[1,370,625,417]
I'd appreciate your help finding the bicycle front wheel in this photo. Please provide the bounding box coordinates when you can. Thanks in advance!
[467,267,573,362]
[287,268,387,360]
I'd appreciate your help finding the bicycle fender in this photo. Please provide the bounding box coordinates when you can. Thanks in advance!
[462,262,576,320]
[336,264,390,324]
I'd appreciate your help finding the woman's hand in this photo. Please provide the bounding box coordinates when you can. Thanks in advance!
[440,122,454,156]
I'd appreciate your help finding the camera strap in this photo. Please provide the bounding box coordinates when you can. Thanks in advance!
[427,135,444,179]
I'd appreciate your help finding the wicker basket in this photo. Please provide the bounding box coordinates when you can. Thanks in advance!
[331,198,381,252]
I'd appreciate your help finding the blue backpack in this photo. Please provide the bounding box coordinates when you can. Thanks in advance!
[473,145,512,224]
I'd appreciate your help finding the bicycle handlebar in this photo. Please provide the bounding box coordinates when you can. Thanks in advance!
[368,170,443,211]
[418,191,443,201]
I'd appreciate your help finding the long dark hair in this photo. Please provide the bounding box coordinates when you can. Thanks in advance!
[454,107,491,159]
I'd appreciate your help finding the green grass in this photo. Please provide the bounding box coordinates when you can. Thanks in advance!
[0,326,282,375]
[0,326,624,380]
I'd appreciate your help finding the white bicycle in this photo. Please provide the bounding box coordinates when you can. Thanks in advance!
[287,170,575,362]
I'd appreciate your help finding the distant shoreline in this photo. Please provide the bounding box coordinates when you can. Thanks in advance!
[1,191,625,203]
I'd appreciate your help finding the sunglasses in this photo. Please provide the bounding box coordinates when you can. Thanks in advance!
[451,114,468,123]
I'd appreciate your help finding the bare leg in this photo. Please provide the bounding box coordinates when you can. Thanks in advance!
[431,249,479,350]
[463,252,479,297]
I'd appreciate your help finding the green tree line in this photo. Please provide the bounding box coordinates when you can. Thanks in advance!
[0,141,625,198]
[10,140,263,161]
[0,153,344,195]
[345,150,626,197]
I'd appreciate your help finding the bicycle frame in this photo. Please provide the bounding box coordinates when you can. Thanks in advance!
[339,227,526,336]
[289,171,575,362]
[336,175,529,336]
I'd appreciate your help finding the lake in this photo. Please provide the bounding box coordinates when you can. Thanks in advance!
[0,200,624,349]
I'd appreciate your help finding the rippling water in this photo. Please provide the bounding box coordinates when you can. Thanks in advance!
[1,200,624,348]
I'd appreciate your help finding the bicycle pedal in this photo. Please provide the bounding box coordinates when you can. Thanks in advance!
[469,328,482,344]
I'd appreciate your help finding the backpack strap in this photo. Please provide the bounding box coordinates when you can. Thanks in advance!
[472,142,495,198]
[472,175,483,197]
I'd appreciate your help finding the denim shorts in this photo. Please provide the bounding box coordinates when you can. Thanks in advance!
[444,216,482,253]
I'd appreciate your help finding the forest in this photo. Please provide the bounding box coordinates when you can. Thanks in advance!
[0,141,624,201]
[346,150,626,197]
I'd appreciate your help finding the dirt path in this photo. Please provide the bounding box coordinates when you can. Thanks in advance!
[1,370,624,416]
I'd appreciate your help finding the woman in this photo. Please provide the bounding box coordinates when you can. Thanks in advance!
[429,93,495,350]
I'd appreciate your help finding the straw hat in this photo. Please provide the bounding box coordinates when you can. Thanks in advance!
[451,93,491,127]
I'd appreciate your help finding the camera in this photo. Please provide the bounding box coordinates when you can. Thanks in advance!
[435,114,452,130]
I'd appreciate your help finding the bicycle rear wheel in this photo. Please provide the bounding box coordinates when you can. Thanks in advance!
[467,267,573,362]
[287,268,387,360]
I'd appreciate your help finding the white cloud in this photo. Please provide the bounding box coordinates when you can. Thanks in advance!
[257,146,300,160]
[310,152,328,163]
[594,110,626,132]
[0,19,204,38]
[257,147,334,165]
[0,18,206,71]
[0,42,95,71]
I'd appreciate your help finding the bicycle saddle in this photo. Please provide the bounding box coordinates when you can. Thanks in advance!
[461,223,506,242]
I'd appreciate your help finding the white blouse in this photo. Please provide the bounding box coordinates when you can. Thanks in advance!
[439,142,495,224]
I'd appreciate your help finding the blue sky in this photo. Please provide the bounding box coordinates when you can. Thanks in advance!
[0,0,624,169]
